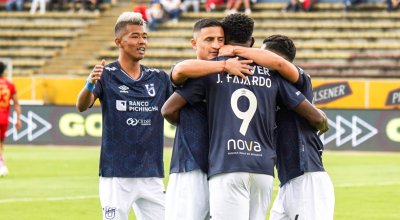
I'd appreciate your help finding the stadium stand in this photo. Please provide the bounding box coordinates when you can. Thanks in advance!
[1,0,400,77]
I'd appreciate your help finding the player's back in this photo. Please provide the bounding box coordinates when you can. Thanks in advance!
[176,56,306,178]
[0,78,16,125]
[170,101,209,174]
[274,67,325,186]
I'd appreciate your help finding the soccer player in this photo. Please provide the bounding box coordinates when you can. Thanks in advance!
[264,35,334,220]
[162,18,254,220]
[0,61,22,177]
[163,13,328,220]
[76,12,170,220]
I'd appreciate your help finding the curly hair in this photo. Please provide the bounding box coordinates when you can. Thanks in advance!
[263,35,296,62]
[193,18,222,38]
[221,13,254,44]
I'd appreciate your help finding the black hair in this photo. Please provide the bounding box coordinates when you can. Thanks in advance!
[0,62,5,77]
[221,13,254,44]
[193,18,223,35]
[263,35,296,62]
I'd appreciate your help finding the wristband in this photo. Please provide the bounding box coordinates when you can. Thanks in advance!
[221,60,226,76]
[85,80,95,91]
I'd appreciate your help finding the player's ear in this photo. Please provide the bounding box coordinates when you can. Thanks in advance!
[115,37,122,48]
[250,37,255,48]
[191,38,197,51]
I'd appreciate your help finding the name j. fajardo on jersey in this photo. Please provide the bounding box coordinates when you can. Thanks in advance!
[216,65,272,87]
[116,100,159,112]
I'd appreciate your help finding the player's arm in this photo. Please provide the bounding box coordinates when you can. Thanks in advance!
[11,93,21,130]
[293,100,329,135]
[76,60,105,112]
[161,92,188,126]
[218,45,299,83]
[171,58,254,85]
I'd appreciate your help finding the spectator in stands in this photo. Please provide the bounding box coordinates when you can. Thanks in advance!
[206,0,224,12]
[160,0,182,23]
[225,0,252,14]
[6,0,24,11]
[182,0,200,13]
[133,1,148,21]
[343,0,365,12]
[147,3,164,31]
[385,0,400,12]
[281,0,302,12]
[30,0,46,14]
[69,0,101,13]
[302,0,317,11]
[49,0,64,11]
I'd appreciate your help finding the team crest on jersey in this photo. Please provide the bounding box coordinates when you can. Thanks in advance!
[105,67,117,71]
[144,83,156,97]
[119,85,129,93]
[103,206,116,219]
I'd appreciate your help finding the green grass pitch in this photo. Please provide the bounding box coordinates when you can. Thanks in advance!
[0,146,399,220]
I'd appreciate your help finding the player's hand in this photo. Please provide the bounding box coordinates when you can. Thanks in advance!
[218,45,236,57]
[317,109,329,135]
[225,57,254,81]
[89,59,105,85]
[15,118,22,131]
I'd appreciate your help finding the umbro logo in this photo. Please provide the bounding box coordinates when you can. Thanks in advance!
[119,85,129,93]
[296,91,301,96]
[105,67,117,71]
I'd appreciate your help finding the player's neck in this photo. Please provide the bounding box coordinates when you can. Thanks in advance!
[118,57,141,80]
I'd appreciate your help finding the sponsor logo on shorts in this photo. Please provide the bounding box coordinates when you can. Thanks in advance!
[313,81,352,105]
[103,206,116,219]
[126,118,151,126]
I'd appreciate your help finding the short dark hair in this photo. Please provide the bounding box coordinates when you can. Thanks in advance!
[263,35,296,62]
[221,13,254,44]
[193,18,223,37]
[0,62,5,77]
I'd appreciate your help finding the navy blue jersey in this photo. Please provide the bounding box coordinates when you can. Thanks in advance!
[275,67,325,187]
[91,60,171,178]
[176,56,306,178]
[169,63,209,174]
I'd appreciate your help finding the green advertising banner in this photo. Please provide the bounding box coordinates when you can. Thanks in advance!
[5,106,400,151]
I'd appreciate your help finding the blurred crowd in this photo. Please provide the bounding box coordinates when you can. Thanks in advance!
[2,0,399,17]
[3,0,102,14]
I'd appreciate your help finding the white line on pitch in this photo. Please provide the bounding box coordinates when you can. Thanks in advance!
[0,195,99,203]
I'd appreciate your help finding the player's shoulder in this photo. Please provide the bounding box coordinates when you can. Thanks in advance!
[141,65,169,81]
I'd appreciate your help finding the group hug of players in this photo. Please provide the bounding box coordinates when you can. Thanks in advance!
[76,11,335,220]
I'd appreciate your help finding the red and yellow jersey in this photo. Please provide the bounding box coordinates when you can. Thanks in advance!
[0,78,16,125]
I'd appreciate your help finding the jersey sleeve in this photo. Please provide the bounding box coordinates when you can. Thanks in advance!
[292,66,314,103]
[175,77,205,106]
[169,61,185,90]
[162,70,173,99]
[9,82,16,94]
[276,74,306,109]
[88,74,104,108]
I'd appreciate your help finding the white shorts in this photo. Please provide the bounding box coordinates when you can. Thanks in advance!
[99,177,165,220]
[165,169,210,220]
[209,172,274,220]
[269,172,335,220]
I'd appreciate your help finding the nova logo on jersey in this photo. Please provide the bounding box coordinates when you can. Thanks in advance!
[144,84,156,97]
[227,139,262,156]
[105,67,117,72]
[126,118,151,126]
[104,206,116,219]
[119,85,129,93]
[116,100,127,111]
